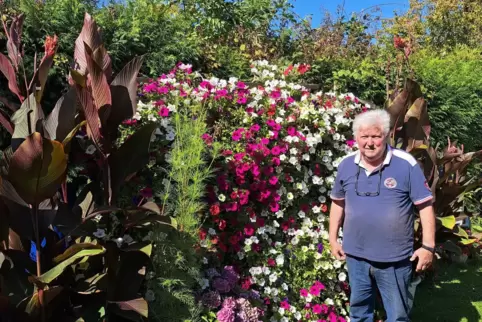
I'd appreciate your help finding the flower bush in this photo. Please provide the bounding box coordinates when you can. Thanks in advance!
[123,60,370,321]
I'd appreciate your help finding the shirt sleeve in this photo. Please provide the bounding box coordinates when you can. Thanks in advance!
[330,162,346,200]
[409,162,433,205]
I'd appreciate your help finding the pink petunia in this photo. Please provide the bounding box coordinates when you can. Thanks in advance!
[158,107,170,117]
[300,288,309,297]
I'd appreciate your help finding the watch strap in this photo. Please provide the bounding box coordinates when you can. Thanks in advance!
[421,244,436,254]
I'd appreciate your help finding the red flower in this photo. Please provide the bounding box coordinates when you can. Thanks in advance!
[44,35,58,56]
[297,64,310,74]
[267,258,276,266]
[199,229,207,240]
[218,220,227,231]
[210,204,220,216]
[241,278,252,290]
[244,224,255,236]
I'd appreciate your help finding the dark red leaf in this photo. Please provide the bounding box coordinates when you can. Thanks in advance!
[85,44,111,113]
[73,13,102,75]
[105,56,144,141]
[0,109,13,134]
[0,53,23,102]
[6,14,24,71]
[76,86,102,151]
[44,88,78,142]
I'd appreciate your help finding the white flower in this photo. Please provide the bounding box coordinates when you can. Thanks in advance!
[208,228,216,235]
[312,176,323,185]
[218,194,226,202]
[276,254,284,266]
[338,272,347,282]
[269,273,278,283]
[294,312,302,320]
[286,192,294,200]
[199,278,209,289]
[312,206,321,213]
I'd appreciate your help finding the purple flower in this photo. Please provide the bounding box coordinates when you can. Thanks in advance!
[201,291,221,309]
[222,266,240,287]
[206,268,221,279]
[317,243,324,254]
[213,277,231,293]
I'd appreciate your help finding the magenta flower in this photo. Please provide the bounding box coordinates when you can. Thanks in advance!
[158,107,170,117]
[300,288,308,297]
[312,304,322,314]
[268,176,278,186]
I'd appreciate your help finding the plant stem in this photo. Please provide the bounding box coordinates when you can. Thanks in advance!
[31,203,45,322]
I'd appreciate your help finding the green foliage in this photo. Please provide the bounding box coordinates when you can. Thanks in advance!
[411,46,482,151]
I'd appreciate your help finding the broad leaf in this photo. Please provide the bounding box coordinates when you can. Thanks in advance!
[460,238,477,245]
[6,13,24,71]
[11,94,45,150]
[106,56,144,140]
[85,44,111,112]
[73,13,102,76]
[0,109,13,134]
[442,240,462,255]
[76,86,102,150]
[53,242,103,264]
[44,88,78,142]
[437,215,456,230]
[110,298,148,318]
[7,132,67,205]
[25,286,63,316]
[109,122,158,201]
[124,242,152,257]
[386,78,422,131]
[34,248,105,284]
[30,39,57,104]
[76,272,107,294]
[0,53,23,102]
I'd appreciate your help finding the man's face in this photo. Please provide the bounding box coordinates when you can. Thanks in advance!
[355,126,387,162]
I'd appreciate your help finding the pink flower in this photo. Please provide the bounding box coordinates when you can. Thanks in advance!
[300,288,308,297]
[271,146,281,156]
[312,304,322,314]
[346,139,355,147]
[280,301,290,309]
[159,107,169,117]
[250,124,260,132]
[269,176,278,186]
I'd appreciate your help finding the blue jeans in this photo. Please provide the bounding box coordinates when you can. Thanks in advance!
[346,255,413,322]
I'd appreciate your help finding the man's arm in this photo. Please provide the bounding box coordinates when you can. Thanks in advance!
[329,199,346,260]
[419,202,436,248]
[329,199,345,242]
[410,201,436,272]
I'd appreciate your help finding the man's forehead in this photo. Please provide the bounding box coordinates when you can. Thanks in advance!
[357,126,383,134]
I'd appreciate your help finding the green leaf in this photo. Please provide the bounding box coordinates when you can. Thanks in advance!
[35,248,105,284]
[125,242,152,257]
[437,215,456,230]
[460,238,477,245]
[454,226,469,239]
[53,242,102,264]
[7,132,67,205]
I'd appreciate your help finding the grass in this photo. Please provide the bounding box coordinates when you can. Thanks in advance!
[411,259,482,322]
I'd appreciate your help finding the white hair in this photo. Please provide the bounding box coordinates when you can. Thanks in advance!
[352,109,391,136]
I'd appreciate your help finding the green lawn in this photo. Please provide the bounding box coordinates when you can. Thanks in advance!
[411,260,482,322]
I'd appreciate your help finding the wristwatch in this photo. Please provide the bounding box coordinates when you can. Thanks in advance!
[421,244,436,254]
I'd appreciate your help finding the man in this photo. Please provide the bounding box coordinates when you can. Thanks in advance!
[328,109,436,322]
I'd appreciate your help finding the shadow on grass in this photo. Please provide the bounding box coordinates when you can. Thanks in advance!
[411,260,482,322]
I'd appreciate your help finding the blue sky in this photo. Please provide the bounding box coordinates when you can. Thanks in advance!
[291,0,409,27]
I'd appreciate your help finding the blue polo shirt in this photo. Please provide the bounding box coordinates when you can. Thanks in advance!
[330,145,433,262]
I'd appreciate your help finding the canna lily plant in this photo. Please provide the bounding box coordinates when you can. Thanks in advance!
[385,78,482,263]
[0,12,174,321]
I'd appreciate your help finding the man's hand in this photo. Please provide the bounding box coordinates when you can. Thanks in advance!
[410,247,433,272]
[330,241,346,261]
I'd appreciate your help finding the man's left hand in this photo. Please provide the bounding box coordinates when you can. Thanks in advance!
[410,247,434,272]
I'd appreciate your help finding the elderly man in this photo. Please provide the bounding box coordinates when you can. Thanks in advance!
[329,109,436,322]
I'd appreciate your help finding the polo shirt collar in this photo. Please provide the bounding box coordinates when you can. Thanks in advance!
[354,144,393,170]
